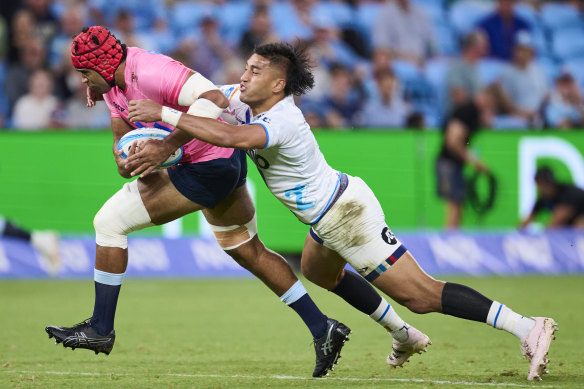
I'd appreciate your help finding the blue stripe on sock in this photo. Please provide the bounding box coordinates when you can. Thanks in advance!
[280,280,307,305]
[376,304,391,322]
[493,304,503,328]
[94,269,125,286]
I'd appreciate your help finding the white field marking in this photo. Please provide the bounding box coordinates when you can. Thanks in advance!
[4,370,554,387]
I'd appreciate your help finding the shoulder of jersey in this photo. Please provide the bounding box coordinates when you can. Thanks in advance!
[220,84,241,102]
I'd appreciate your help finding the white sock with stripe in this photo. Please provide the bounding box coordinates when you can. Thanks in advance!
[369,299,408,342]
[486,301,535,339]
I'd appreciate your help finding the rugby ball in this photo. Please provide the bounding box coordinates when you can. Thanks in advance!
[117,128,183,169]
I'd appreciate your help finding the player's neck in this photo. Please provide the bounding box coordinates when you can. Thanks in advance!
[249,95,284,116]
[114,61,127,91]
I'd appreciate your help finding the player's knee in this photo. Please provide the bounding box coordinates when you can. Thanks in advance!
[94,181,153,249]
[93,205,124,248]
[209,214,258,251]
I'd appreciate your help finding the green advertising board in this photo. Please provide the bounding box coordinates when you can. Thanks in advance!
[1,130,584,252]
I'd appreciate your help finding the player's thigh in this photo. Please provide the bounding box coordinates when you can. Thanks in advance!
[137,170,204,224]
[301,232,347,290]
[202,184,255,227]
[372,251,444,310]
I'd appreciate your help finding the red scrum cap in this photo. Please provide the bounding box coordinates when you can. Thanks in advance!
[71,26,126,85]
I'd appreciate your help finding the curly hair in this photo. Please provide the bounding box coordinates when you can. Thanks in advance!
[253,42,314,96]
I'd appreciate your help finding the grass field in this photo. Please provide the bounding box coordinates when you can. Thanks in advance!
[1,275,583,388]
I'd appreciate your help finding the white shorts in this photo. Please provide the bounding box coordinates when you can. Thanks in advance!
[311,174,406,282]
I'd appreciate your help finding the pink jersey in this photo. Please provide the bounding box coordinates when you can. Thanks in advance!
[103,47,233,163]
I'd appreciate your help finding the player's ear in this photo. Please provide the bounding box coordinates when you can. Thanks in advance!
[272,78,286,94]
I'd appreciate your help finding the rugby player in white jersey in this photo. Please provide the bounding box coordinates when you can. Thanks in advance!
[127,43,558,381]
[44,28,352,378]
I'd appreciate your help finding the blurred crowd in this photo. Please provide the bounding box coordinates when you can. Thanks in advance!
[1,0,584,131]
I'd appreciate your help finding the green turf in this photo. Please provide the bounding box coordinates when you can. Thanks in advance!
[1,276,583,388]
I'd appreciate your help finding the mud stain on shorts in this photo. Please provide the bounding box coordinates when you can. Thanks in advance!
[324,199,368,248]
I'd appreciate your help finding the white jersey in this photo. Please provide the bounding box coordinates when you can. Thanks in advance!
[219,84,341,224]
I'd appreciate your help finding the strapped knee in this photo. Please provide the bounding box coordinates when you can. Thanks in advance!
[94,180,154,249]
[209,213,258,251]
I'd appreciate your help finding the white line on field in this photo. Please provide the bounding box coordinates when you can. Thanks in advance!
[4,370,554,387]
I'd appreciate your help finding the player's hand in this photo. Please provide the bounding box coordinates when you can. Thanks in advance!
[128,100,163,123]
[115,141,138,178]
[125,139,172,178]
[87,87,103,107]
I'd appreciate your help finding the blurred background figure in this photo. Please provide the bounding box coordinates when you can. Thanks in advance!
[436,93,492,229]
[321,63,364,129]
[445,30,488,113]
[372,0,436,67]
[0,215,60,275]
[239,5,279,59]
[490,31,548,128]
[544,73,584,129]
[520,167,584,229]
[12,68,59,129]
[356,67,412,128]
[478,0,531,60]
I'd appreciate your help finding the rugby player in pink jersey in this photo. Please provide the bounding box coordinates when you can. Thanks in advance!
[44,27,351,377]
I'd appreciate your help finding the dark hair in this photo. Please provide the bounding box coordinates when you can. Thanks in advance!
[535,167,556,184]
[253,42,315,96]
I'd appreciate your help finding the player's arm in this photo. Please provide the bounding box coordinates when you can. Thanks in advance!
[155,71,229,150]
[548,205,574,228]
[111,117,139,178]
[444,119,487,172]
[129,99,265,148]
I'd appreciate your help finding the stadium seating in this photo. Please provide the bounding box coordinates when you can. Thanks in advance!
[449,0,494,35]
[478,58,507,85]
[540,3,582,32]
[551,28,584,61]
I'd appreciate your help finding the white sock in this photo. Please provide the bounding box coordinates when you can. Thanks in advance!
[370,299,408,342]
[486,301,535,339]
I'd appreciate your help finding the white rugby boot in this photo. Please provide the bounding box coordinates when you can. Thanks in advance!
[386,325,431,367]
[520,317,558,381]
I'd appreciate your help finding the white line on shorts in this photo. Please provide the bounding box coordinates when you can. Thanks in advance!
[5,370,554,387]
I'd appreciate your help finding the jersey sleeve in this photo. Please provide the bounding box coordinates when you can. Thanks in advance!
[102,92,121,118]
[250,112,291,149]
[218,84,245,125]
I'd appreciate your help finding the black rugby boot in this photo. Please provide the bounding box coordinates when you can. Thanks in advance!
[45,318,115,355]
[312,318,351,377]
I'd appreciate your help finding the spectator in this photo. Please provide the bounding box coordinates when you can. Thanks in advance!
[239,5,279,59]
[372,0,436,66]
[24,0,59,48]
[13,68,59,129]
[6,8,35,63]
[183,14,236,81]
[322,63,364,129]
[436,93,493,229]
[544,73,584,129]
[445,30,488,112]
[48,4,87,69]
[111,10,150,49]
[309,13,360,71]
[520,167,584,229]
[5,35,46,116]
[357,68,412,128]
[477,0,530,60]
[61,70,110,129]
[491,31,547,127]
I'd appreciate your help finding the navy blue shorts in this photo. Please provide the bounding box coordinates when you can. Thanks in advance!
[168,149,247,209]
